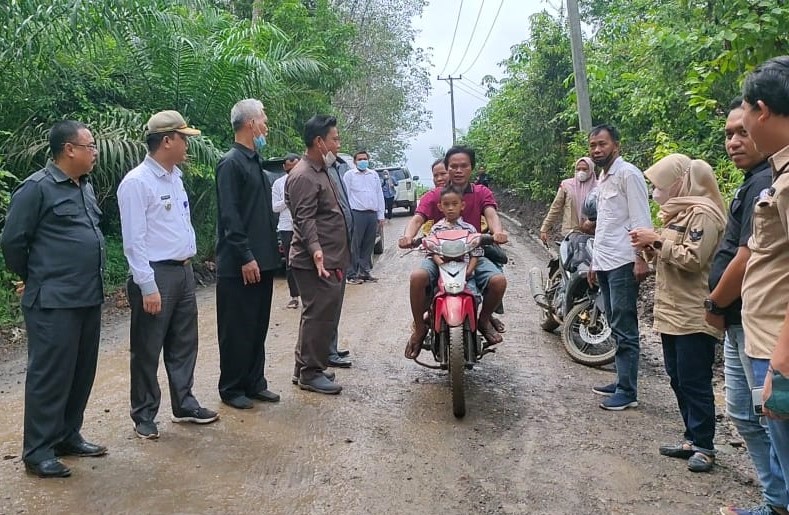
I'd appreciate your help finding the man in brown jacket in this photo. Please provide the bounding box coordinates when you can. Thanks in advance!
[285,115,350,395]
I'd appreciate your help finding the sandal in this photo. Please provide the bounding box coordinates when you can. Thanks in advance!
[658,441,694,459]
[287,298,299,309]
[405,325,428,359]
[479,320,503,347]
[490,316,506,333]
[687,451,715,472]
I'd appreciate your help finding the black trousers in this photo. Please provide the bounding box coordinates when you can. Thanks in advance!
[292,267,344,381]
[384,196,394,219]
[127,263,201,424]
[279,230,300,298]
[661,332,717,451]
[22,303,101,464]
[217,272,275,400]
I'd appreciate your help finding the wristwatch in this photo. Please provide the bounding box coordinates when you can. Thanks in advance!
[704,298,726,316]
[652,239,663,250]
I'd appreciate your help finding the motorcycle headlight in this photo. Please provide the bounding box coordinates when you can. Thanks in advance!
[445,281,463,294]
[440,240,466,258]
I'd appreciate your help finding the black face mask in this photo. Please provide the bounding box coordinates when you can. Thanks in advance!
[593,153,615,169]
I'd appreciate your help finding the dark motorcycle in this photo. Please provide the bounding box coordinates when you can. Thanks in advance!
[528,232,615,366]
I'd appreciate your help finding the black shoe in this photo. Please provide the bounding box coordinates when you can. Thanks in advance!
[360,274,378,283]
[54,440,107,457]
[292,370,335,385]
[659,441,695,459]
[171,407,219,424]
[222,396,253,410]
[249,390,280,403]
[328,356,352,368]
[25,458,71,478]
[134,421,159,439]
[299,375,342,395]
[337,349,351,357]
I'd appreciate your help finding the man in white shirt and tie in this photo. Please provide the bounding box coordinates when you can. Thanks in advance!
[343,150,385,284]
[117,110,219,439]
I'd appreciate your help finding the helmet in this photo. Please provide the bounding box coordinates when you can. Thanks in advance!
[583,187,599,221]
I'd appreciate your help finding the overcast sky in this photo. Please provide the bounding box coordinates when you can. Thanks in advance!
[407,0,547,185]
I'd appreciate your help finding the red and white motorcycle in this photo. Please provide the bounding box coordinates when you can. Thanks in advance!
[410,228,496,418]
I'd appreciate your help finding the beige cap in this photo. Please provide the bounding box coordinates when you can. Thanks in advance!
[145,110,201,136]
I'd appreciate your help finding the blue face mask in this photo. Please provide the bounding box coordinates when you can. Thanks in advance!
[253,134,266,153]
[357,160,369,171]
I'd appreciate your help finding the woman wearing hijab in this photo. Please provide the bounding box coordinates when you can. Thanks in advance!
[629,153,727,473]
[539,157,598,243]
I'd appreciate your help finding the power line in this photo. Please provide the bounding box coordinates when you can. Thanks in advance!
[437,0,465,77]
[455,81,489,102]
[461,79,489,96]
[449,0,487,76]
[461,0,505,76]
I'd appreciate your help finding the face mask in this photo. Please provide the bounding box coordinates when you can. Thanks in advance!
[592,153,615,169]
[652,187,669,205]
[253,134,266,153]
[357,160,369,171]
[576,171,590,182]
[319,140,337,168]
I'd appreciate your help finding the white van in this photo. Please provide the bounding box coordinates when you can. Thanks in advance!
[376,166,420,215]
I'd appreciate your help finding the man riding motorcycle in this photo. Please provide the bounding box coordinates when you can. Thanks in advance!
[398,146,508,359]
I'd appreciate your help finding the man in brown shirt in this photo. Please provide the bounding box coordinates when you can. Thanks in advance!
[740,55,789,503]
[285,115,350,395]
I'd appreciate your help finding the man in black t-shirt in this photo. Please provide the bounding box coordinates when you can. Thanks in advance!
[708,98,787,514]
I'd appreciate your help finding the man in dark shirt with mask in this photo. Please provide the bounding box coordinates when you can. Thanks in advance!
[1,120,107,478]
[215,98,282,409]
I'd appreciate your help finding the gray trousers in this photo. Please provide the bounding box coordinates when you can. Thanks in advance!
[127,263,200,424]
[292,268,345,381]
[349,210,377,278]
[22,303,101,464]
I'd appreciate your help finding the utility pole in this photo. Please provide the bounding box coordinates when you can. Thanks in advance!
[567,0,592,132]
[438,75,462,144]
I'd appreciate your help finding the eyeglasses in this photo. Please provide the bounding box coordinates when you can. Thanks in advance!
[68,142,98,151]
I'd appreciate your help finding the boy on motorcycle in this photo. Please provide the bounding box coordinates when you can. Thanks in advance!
[428,184,483,302]
[399,146,508,359]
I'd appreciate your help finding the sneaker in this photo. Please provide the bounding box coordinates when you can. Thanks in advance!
[720,505,784,515]
[592,383,616,396]
[134,421,159,439]
[171,407,219,424]
[360,274,378,283]
[347,277,363,285]
[291,370,336,385]
[600,393,638,411]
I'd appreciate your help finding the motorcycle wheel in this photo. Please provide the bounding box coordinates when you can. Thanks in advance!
[540,269,561,332]
[561,300,616,367]
[448,325,466,418]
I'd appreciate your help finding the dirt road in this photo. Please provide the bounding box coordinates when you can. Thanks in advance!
[0,214,762,514]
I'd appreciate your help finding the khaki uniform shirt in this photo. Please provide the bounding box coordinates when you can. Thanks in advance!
[742,146,789,359]
[540,187,581,236]
[652,207,725,339]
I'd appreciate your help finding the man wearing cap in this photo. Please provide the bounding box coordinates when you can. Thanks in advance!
[1,120,106,478]
[272,153,302,310]
[118,110,218,439]
[215,99,282,410]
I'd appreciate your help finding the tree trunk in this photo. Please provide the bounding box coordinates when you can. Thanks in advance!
[252,0,263,23]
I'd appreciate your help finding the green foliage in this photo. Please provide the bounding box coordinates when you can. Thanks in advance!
[466,0,788,206]
[0,0,428,327]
